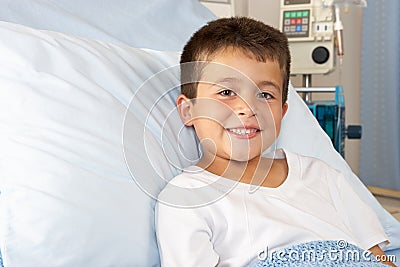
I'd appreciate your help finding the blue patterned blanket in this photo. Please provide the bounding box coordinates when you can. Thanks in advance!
[254,240,388,267]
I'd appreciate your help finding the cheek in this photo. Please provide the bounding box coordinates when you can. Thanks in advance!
[192,101,235,126]
[193,119,226,139]
[193,119,231,154]
[192,98,233,118]
[271,110,284,135]
[258,106,283,135]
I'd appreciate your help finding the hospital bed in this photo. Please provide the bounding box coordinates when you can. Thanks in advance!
[0,0,399,266]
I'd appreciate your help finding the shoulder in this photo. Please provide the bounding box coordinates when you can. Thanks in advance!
[285,149,341,176]
[283,150,352,205]
[283,149,344,192]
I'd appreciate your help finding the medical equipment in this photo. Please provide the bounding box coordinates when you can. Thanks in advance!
[279,0,365,156]
[279,0,367,75]
[296,86,361,157]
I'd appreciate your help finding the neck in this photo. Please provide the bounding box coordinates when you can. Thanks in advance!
[197,152,273,185]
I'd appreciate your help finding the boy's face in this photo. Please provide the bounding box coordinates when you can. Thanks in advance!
[177,48,288,163]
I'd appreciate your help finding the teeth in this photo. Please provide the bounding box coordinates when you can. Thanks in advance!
[228,128,258,135]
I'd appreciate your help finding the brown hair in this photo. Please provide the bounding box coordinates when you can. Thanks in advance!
[180,17,291,105]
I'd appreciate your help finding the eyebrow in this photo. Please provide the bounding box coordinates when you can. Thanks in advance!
[213,77,240,85]
[257,81,281,92]
[208,77,281,93]
[215,77,280,90]
[204,77,240,90]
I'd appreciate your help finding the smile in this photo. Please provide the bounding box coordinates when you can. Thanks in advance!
[226,128,261,139]
[228,128,259,135]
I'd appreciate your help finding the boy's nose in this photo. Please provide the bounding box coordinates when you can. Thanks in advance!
[235,97,256,117]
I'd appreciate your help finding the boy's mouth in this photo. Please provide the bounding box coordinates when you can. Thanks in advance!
[226,127,261,138]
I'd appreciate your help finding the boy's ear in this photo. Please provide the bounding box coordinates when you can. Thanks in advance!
[176,94,194,126]
[282,102,288,118]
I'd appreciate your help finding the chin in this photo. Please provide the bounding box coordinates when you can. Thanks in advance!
[229,152,261,162]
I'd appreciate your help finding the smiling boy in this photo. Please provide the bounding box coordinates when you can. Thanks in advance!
[156,17,392,266]
[178,47,288,188]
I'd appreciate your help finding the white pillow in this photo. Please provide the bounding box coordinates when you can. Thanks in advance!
[0,21,399,267]
[0,0,216,51]
[0,21,198,267]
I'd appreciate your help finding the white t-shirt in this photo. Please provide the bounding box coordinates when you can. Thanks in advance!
[156,149,388,267]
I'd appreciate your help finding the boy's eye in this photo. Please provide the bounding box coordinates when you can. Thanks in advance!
[219,89,236,96]
[256,92,273,99]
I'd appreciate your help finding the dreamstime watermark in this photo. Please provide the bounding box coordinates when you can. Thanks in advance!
[257,240,397,264]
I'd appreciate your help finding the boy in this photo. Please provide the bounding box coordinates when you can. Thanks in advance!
[156,17,393,266]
